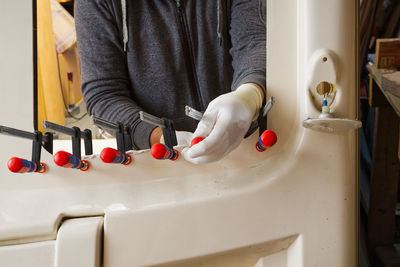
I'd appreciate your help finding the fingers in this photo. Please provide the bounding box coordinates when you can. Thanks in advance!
[184,113,233,164]
[188,114,230,158]
[192,111,216,140]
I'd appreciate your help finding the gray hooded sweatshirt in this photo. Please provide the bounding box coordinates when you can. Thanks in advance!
[75,0,266,150]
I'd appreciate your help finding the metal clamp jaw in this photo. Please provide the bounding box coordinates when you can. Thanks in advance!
[43,120,93,158]
[43,121,92,171]
[247,96,275,138]
[139,111,177,149]
[139,111,179,161]
[91,116,132,153]
[91,116,133,165]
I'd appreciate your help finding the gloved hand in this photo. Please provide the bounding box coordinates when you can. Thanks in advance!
[160,131,193,147]
[183,83,263,164]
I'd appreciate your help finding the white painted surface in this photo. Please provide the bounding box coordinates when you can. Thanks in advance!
[0,241,55,267]
[55,217,103,267]
[0,0,34,175]
[0,217,103,267]
[0,0,358,267]
[254,250,287,267]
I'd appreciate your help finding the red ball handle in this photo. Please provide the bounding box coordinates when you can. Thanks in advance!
[151,143,178,160]
[191,137,204,147]
[256,130,277,152]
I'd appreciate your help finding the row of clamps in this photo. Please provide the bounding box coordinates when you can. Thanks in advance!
[1,98,278,174]
[0,117,134,174]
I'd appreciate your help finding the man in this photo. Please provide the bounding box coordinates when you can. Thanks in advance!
[75,0,266,164]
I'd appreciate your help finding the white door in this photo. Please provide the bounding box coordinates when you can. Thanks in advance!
[0,0,358,266]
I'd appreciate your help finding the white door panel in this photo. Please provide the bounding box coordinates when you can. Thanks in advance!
[0,241,55,267]
[55,217,103,267]
[0,217,103,267]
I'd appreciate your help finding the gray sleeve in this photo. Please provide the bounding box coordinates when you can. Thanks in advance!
[75,0,156,150]
[229,0,266,94]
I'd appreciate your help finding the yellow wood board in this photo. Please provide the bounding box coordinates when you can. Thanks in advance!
[37,0,65,132]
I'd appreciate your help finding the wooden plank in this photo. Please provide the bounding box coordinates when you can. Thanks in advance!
[378,70,400,97]
[369,66,400,97]
[369,38,400,107]
[368,106,400,266]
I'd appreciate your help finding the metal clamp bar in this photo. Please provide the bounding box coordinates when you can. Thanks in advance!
[91,115,119,131]
[0,125,36,140]
[0,125,53,155]
[139,111,166,128]
[262,96,275,117]
[43,120,75,136]
[185,106,203,121]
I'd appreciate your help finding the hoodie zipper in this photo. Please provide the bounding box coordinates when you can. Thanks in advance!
[174,0,204,111]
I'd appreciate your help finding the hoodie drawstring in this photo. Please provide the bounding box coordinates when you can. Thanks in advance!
[121,0,128,51]
[217,0,224,46]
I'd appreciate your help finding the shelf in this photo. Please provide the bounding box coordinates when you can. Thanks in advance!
[368,65,400,117]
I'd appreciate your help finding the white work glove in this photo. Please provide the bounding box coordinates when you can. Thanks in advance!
[183,83,263,164]
[160,131,193,147]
